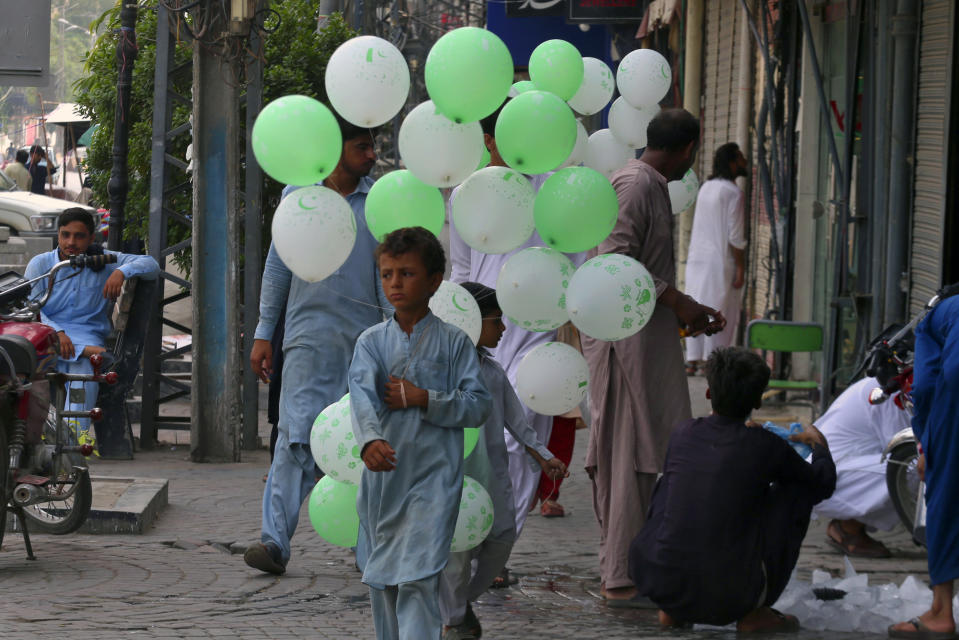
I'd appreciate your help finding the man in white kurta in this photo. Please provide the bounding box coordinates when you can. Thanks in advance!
[684,143,748,368]
[350,311,491,639]
[449,165,584,534]
[813,377,912,556]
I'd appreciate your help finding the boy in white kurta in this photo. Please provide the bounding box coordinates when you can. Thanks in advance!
[350,228,492,640]
[438,282,567,639]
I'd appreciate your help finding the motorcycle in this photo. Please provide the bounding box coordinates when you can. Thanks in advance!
[0,253,118,559]
[863,283,959,544]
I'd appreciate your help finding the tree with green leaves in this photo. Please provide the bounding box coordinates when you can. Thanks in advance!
[75,1,357,271]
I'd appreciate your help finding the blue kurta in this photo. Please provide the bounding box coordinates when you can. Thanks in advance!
[911,295,959,586]
[254,175,385,444]
[25,249,160,358]
[349,312,492,587]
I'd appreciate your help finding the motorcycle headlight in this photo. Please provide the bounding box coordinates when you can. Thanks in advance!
[30,214,59,232]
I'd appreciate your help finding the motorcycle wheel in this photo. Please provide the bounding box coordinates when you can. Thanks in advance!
[886,440,920,535]
[21,411,92,535]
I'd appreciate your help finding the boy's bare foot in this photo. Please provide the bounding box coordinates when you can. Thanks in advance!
[737,607,800,633]
[604,585,637,601]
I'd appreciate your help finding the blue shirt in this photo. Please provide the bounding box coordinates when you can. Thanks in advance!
[25,249,159,360]
[350,312,492,586]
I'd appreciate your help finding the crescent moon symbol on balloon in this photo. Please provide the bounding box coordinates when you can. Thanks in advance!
[298,195,318,210]
[451,294,469,312]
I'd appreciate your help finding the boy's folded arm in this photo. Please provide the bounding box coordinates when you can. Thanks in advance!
[773,436,837,502]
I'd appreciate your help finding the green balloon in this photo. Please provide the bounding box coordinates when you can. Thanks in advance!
[252,95,342,186]
[510,80,536,97]
[494,91,577,174]
[308,476,359,548]
[464,428,479,458]
[477,146,491,170]
[366,170,445,241]
[529,40,585,101]
[534,167,618,253]
[426,27,514,124]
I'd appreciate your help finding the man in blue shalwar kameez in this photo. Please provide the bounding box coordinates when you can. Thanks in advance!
[350,228,492,640]
[25,208,159,450]
[889,293,959,639]
[244,120,385,575]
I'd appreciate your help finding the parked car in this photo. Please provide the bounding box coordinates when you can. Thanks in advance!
[0,167,98,248]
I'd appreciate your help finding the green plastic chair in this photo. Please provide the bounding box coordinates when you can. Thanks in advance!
[746,319,824,418]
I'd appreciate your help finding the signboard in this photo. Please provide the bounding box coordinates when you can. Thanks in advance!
[507,0,566,17]
[0,0,51,87]
[569,0,647,23]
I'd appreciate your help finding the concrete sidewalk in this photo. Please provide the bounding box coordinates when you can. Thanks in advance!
[0,377,927,638]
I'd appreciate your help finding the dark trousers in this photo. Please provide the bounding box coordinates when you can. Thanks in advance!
[758,481,815,608]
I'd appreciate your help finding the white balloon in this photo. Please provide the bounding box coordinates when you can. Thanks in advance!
[616,48,672,109]
[429,280,482,345]
[668,169,700,214]
[567,57,615,115]
[272,186,357,283]
[496,247,575,332]
[515,342,589,415]
[325,36,410,127]
[608,97,659,149]
[450,475,494,552]
[559,119,589,169]
[452,167,535,254]
[566,253,657,341]
[309,394,363,485]
[586,129,633,180]
[399,100,483,188]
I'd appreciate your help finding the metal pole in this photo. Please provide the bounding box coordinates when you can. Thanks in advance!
[884,0,920,325]
[191,8,242,462]
[107,3,138,251]
[242,10,265,451]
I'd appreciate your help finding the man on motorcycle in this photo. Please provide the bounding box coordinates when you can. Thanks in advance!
[813,376,912,558]
[24,208,159,452]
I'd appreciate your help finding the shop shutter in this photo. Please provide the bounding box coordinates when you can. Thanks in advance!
[910,0,953,314]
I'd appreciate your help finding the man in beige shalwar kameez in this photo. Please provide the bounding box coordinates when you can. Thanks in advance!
[582,109,726,606]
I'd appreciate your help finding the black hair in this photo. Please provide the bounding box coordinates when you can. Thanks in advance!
[479,99,508,138]
[709,142,741,181]
[57,207,95,234]
[460,281,500,319]
[705,347,771,420]
[15,149,28,164]
[375,226,446,275]
[645,108,701,152]
[334,110,377,144]
[29,144,46,158]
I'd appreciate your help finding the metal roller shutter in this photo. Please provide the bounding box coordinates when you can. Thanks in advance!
[910,0,953,314]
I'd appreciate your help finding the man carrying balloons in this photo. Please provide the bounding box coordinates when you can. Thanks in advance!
[244,111,386,576]
[449,105,588,542]
[349,228,492,640]
[581,108,726,607]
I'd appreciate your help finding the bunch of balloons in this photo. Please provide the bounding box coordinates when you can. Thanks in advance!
[251,29,686,417]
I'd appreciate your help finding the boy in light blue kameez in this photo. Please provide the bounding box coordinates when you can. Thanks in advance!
[349,228,492,640]
[438,282,568,640]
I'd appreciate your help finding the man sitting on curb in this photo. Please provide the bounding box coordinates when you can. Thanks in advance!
[630,346,837,632]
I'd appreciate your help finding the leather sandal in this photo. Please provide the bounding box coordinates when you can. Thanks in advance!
[826,519,892,558]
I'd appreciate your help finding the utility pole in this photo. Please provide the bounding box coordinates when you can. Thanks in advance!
[190,3,245,461]
[107,2,137,251]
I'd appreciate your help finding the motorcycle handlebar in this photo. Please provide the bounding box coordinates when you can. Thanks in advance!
[69,253,118,270]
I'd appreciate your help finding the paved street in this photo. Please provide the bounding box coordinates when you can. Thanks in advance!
[0,377,929,639]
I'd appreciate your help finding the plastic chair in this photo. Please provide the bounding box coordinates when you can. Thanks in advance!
[746,319,824,420]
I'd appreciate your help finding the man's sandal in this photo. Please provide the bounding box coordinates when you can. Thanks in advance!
[888,618,959,639]
[826,519,892,558]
